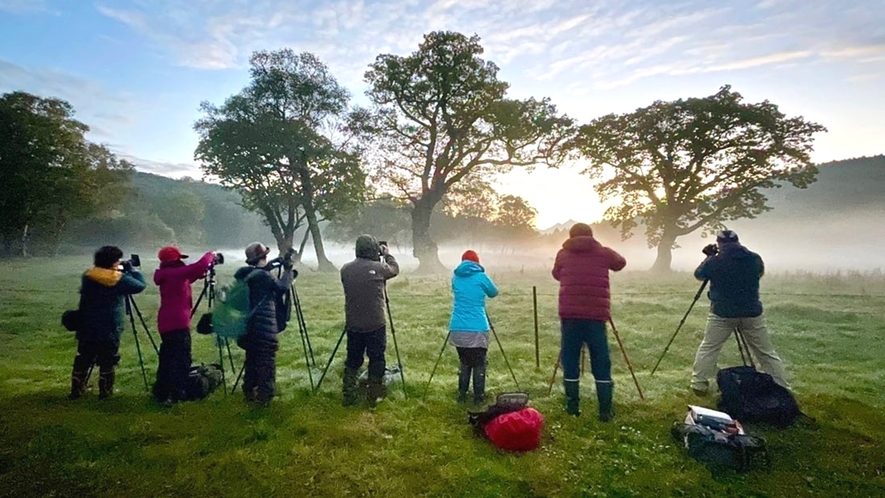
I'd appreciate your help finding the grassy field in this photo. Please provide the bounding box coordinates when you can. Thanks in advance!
[1,257,884,497]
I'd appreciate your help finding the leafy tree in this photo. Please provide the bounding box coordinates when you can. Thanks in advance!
[325,195,411,250]
[493,194,537,239]
[154,188,206,245]
[195,50,366,272]
[362,31,573,273]
[572,85,826,272]
[0,91,131,256]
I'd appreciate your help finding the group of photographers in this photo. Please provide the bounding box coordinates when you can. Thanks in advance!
[69,225,790,420]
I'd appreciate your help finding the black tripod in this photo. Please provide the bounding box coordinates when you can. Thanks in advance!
[315,282,406,397]
[123,294,160,391]
[423,311,520,398]
[191,265,235,394]
[650,279,708,376]
[230,267,317,393]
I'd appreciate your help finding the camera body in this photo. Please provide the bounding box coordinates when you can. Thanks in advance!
[213,252,225,265]
[121,254,140,272]
[702,244,719,257]
[378,240,388,258]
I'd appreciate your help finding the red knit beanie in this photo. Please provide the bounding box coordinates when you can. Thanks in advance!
[461,250,480,264]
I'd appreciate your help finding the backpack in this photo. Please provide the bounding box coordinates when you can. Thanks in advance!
[672,418,769,472]
[184,363,224,400]
[468,393,544,452]
[716,328,803,428]
[208,273,260,339]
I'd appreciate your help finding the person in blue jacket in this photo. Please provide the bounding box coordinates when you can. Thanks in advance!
[448,250,498,404]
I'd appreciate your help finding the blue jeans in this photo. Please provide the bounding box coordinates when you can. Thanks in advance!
[561,319,612,386]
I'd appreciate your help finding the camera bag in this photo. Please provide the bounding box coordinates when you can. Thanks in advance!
[716,328,804,428]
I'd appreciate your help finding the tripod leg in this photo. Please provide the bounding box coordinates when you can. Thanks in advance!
[216,336,227,396]
[547,351,561,396]
[129,298,160,355]
[651,279,708,376]
[230,360,245,395]
[384,292,406,398]
[127,299,150,392]
[298,316,315,392]
[225,338,236,373]
[422,331,451,399]
[314,328,346,394]
[292,287,317,367]
[608,318,645,400]
[491,324,520,391]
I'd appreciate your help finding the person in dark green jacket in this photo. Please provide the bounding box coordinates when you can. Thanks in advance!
[69,246,146,399]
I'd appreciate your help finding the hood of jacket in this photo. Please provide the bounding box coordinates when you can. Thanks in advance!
[355,235,381,261]
[84,267,123,287]
[718,241,754,258]
[454,260,485,277]
[562,235,602,253]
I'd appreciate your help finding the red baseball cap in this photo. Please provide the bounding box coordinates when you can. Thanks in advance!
[158,246,188,262]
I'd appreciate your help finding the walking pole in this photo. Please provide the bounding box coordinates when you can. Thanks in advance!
[547,350,561,396]
[487,312,520,391]
[650,279,708,376]
[533,286,540,370]
[313,327,347,394]
[608,318,645,400]
[422,331,451,398]
[384,285,407,397]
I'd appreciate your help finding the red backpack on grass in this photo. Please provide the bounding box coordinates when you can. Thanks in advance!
[469,393,545,452]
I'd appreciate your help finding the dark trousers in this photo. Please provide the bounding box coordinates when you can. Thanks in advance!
[73,339,120,372]
[153,329,192,401]
[345,327,386,379]
[241,333,279,402]
[561,319,612,388]
[456,347,487,399]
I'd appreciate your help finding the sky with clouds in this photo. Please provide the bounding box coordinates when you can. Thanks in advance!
[1,0,883,228]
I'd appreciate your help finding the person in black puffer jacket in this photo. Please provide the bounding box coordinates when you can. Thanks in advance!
[69,246,147,399]
[235,242,296,405]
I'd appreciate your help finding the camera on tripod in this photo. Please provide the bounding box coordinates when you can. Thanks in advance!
[378,241,388,258]
[212,252,224,266]
[702,244,719,257]
[267,248,297,269]
[120,254,141,273]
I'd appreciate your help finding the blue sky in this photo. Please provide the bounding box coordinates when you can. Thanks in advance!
[1,0,883,228]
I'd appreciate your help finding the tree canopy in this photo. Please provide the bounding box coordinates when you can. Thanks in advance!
[572,85,826,272]
[0,91,132,256]
[361,31,573,273]
[195,49,366,271]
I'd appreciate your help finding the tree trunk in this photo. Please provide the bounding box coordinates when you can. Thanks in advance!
[20,223,30,258]
[304,206,336,272]
[411,197,446,274]
[650,230,678,273]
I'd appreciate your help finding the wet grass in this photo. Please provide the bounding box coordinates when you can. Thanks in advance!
[1,258,884,497]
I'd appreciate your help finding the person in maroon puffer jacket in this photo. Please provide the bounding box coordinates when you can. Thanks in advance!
[552,223,626,420]
[152,246,216,403]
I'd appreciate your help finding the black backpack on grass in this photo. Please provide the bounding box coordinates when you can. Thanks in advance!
[716,328,803,428]
[671,422,769,472]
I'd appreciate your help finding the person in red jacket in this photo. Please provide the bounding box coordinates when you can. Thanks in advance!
[152,246,217,403]
[552,223,626,420]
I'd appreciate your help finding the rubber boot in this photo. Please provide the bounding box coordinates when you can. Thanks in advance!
[69,367,89,400]
[565,380,580,416]
[342,367,360,406]
[596,380,615,422]
[98,366,116,399]
[472,362,486,405]
[457,363,471,403]
[366,376,387,408]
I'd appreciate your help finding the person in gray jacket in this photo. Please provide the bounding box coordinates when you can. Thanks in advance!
[340,235,399,406]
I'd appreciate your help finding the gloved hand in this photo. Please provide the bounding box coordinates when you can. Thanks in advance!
[379,243,390,257]
[702,244,718,257]
[121,260,134,273]
[282,248,297,269]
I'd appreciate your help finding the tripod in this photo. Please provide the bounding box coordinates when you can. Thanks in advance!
[124,294,160,391]
[191,265,235,394]
[423,311,520,398]
[315,282,406,397]
[650,279,708,376]
[546,318,645,400]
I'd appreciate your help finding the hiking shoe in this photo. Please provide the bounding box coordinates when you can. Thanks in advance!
[457,392,468,404]
[598,409,615,422]
[566,402,581,417]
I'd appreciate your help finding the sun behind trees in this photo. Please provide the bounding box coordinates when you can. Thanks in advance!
[571,85,826,273]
